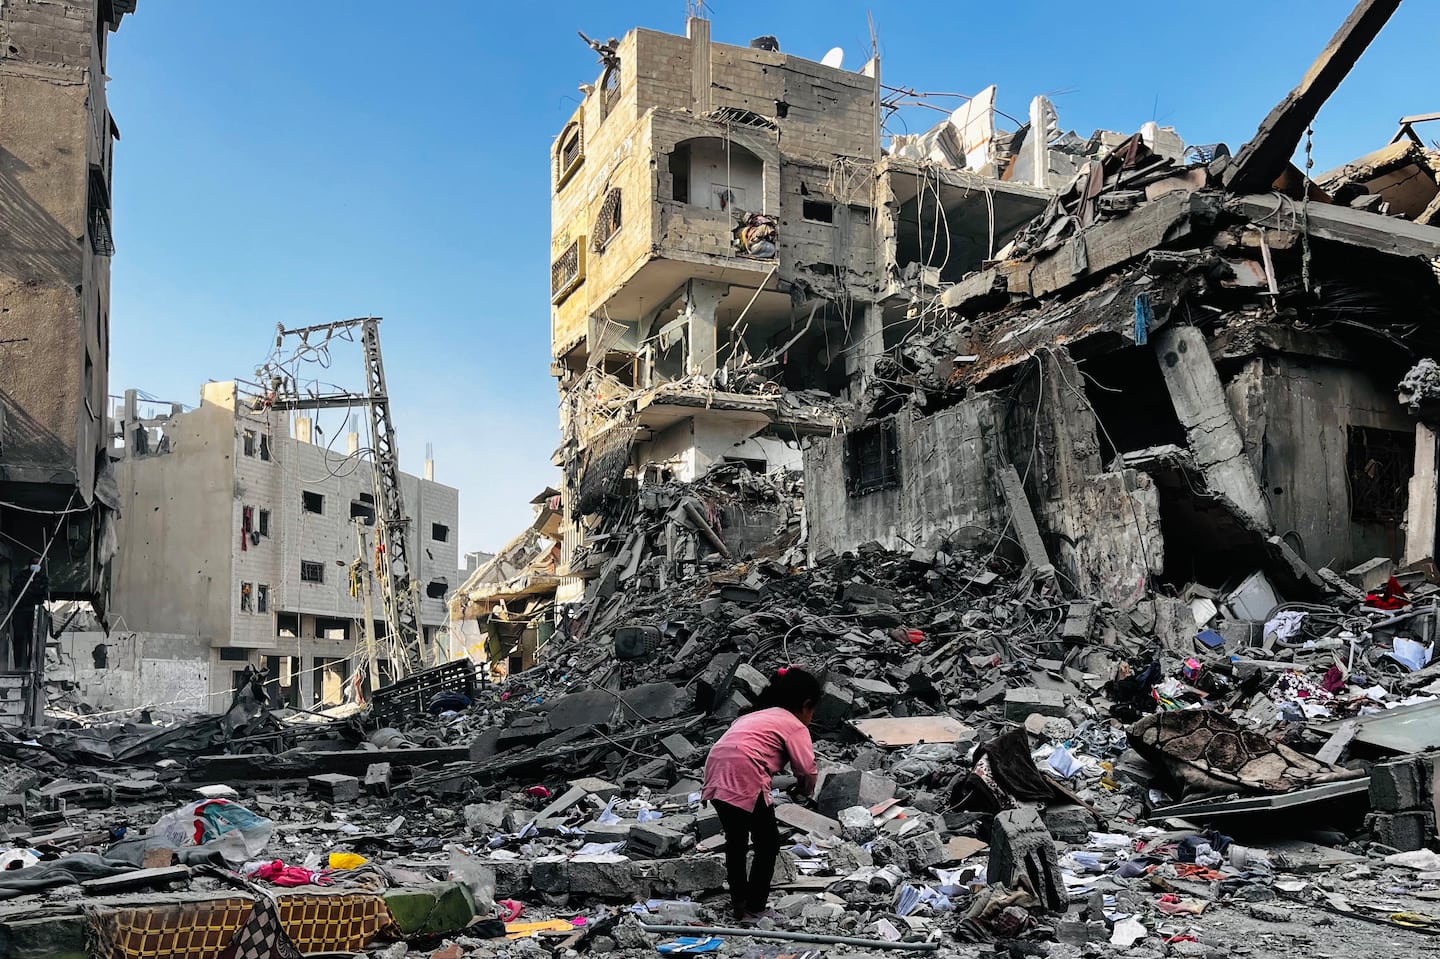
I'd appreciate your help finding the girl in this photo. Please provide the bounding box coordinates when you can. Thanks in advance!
[701,666,820,922]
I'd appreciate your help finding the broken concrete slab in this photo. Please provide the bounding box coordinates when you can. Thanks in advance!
[851,716,974,747]
[1004,688,1066,721]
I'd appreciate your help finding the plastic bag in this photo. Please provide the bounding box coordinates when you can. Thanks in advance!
[151,799,272,865]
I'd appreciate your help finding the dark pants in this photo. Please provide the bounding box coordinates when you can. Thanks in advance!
[713,797,780,916]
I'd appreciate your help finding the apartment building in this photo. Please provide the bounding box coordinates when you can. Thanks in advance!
[548,17,1052,595]
[0,0,136,605]
[109,382,458,709]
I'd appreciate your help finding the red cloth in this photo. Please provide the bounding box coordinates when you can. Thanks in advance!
[253,860,331,887]
[702,707,818,808]
[1365,576,1410,610]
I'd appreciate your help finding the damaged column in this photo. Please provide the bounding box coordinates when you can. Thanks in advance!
[685,279,728,377]
[1154,326,1272,530]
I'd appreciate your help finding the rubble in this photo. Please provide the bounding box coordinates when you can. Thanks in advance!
[4,5,1440,959]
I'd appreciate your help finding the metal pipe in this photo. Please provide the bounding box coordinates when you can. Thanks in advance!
[638,923,940,951]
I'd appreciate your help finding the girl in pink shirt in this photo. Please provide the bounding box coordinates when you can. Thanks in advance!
[701,666,820,922]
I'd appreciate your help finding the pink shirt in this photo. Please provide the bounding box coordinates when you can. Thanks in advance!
[702,707,818,809]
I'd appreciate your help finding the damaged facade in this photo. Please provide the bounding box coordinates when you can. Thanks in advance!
[0,0,134,699]
[548,16,1440,619]
[104,382,459,711]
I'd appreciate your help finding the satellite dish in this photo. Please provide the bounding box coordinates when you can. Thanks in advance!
[821,46,844,69]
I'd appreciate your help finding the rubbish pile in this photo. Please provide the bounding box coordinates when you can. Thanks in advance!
[2,463,1439,958]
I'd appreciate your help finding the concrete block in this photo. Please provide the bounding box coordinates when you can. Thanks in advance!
[383,882,477,936]
[817,768,896,818]
[838,805,876,842]
[731,663,770,699]
[1369,756,1435,812]
[812,682,854,727]
[492,859,532,899]
[1344,557,1394,593]
[308,773,360,802]
[660,734,698,761]
[545,689,617,730]
[1004,687,1066,720]
[1041,804,1096,844]
[463,802,511,834]
[628,823,685,858]
[618,683,687,720]
[842,582,898,606]
[364,763,392,796]
[902,830,946,869]
[1367,811,1437,852]
[646,855,728,896]
[989,805,1065,912]
[0,914,89,959]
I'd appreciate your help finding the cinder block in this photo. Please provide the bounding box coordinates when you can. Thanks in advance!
[1369,756,1435,812]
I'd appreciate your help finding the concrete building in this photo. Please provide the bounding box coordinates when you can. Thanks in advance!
[0,0,136,609]
[549,17,1051,597]
[107,382,459,711]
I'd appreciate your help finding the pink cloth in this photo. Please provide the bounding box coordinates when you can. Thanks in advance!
[702,707,818,808]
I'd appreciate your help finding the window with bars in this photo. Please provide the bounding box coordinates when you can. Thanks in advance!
[554,122,584,190]
[845,420,901,497]
[300,560,325,584]
[601,62,621,117]
[593,189,622,250]
[1347,426,1414,523]
[551,239,585,303]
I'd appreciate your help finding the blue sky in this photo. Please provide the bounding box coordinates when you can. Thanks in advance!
[106,1,1440,553]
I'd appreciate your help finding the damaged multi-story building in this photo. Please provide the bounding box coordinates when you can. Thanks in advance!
[549,16,1058,594]
[551,5,1440,628]
[95,383,459,712]
[0,1,135,648]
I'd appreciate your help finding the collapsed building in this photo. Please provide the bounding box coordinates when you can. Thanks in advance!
[5,5,1440,958]
[547,10,1440,624]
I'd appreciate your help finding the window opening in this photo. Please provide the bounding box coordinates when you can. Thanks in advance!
[555,123,584,189]
[302,491,324,514]
[431,523,450,542]
[258,509,271,536]
[1347,426,1414,523]
[240,582,253,612]
[257,584,269,614]
[802,199,835,223]
[243,430,256,457]
[845,420,900,497]
[594,188,622,250]
[300,560,325,583]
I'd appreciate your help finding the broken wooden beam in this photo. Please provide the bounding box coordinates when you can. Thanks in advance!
[1224,0,1402,194]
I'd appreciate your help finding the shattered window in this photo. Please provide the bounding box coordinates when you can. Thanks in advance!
[300,560,325,584]
[257,584,269,614]
[555,122,584,190]
[259,433,272,461]
[594,189,622,250]
[240,582,253,612]
[431,523,450,542]
[258,509,270,536]
[1347,426,1414,523]
[551,239,584,304]
[845,420,900,497]
[243,430,256,457]
[302,490,324,514]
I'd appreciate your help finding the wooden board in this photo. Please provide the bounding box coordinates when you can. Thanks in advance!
[851,716,973,747]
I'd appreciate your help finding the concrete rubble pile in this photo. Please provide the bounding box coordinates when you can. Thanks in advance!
[6,5,1440,959]
[2,459,1440,958]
